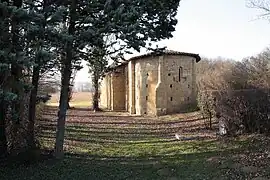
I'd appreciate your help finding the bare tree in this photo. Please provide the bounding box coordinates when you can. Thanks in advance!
[247,0,270,20]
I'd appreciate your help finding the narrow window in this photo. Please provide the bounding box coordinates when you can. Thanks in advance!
[188,84,190,88]
[146,96,148,100]
[173,77,176,81]
[168,73,171,76]
[170,84,172,88]
[179,66,183,82]
[170,97,173,101]
[147,73,149,76]
[146,84,148,88]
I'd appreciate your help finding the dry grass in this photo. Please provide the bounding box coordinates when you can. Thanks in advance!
[48,92,93,107]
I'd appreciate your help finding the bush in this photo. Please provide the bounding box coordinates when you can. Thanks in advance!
[197,89,270,135]
[197,90,216,129]
[36,94,51,104]
[36,102,46,120]
[217,89,270,134]
[197,49,270,135]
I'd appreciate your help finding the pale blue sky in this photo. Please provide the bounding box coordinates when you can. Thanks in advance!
[76,0,270,82]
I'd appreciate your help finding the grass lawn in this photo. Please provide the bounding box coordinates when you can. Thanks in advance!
[1,107,270,180]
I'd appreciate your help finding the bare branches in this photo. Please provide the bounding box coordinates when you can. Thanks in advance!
[247,0,270,20]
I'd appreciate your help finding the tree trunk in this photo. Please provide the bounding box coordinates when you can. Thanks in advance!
[55,68,71,159]
[27,0,47,150]
[59,70,71,110]
[92,73,99,111]
[67,87,72,109]
[27,66,40,149]
[54,0,76,159]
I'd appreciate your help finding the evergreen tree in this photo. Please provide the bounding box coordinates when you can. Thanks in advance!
[0,0,63,156]
[0,0,12,157]
[87,44,108,111]
[54,0,181,158]
[25,0,64,150]
[0,0,31,155]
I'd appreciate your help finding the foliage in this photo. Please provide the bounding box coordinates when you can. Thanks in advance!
[216,89,270,134]
[54,0,182,158]
[0,0,65,156]
[196,48,270,135]
[86,41,108,110]
[197,90,216,129]
[196,58,233,129]
[35,103,46,120]
[36,94,52,104]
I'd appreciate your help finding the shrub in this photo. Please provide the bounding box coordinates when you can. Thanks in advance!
[36,94,51,104]
[36,102,46,120]
[197,89,270,135]
[216,89,270,135]
[196,49,270,135]
[197,90,216,129]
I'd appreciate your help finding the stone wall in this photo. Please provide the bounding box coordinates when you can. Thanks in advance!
[111,66,126,111]
[100,74,109,109]
[134,56,158,115]
[100,54,198,116]
[162,55,197,114]
[128,61,135,114]
[125,66,129,111]
[100,66,126,111]
[155,56,167,115]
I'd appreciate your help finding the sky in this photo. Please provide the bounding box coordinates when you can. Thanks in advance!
[75,0,270,83]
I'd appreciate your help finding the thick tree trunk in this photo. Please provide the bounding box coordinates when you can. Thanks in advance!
[27,66,40,149]
[92,74,99,111]
[60,70,72,110]
[55,68,71,159]
[54,0,76,159]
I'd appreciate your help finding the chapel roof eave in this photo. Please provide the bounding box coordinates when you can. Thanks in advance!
[106,50,201,73]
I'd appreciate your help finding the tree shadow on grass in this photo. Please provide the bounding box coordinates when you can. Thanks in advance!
[1,116,256,180]
[39,117,212,129]
[0,148,243,180]
[38,121,216,144]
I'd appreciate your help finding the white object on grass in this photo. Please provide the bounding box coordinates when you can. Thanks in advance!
[175,133,180,140]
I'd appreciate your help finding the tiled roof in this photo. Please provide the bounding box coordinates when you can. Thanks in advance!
[129,50,201,62]
[106,50,201,72]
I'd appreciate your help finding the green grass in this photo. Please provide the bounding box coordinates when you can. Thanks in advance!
[1,108,269,180]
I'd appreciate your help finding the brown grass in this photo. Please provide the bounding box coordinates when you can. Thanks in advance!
[48,92,92,107]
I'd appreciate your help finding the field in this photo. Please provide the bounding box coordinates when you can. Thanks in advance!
[1,97,270,179]
[48,92,93,107]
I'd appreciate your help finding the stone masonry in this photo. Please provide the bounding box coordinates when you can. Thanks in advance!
[100,50,201,116]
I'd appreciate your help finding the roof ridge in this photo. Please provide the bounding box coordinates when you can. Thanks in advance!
[129,49,201,62]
